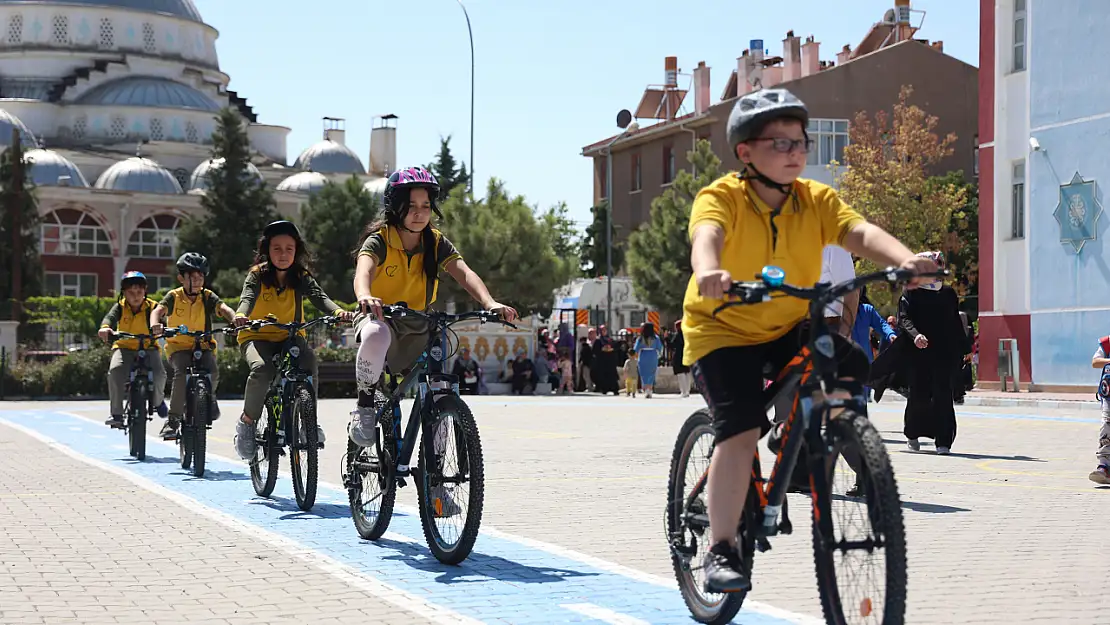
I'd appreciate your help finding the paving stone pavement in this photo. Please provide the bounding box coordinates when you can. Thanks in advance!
[3,395,1108,624]
[0,424,437,625]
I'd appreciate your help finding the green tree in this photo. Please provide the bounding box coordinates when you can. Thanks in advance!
[426,135,471,199]
[626,139,722,317]
[578,202,624,278]
[935,171,979,307]
[542,201,580,273]
[177,107,279,284]
[0,138,42,320]
[301,175,380,301]
[437,180,573,316]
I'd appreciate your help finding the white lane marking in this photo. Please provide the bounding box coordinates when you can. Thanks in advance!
[59,410,822,624]
[561,602,650,625]
[0,415,482,625]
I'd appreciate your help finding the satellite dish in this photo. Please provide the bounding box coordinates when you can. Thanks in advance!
[616,109,633,129]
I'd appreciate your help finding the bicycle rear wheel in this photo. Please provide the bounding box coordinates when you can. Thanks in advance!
[128,381,147,461]
[192,379,211,478]
[250,401,280,497]
[180,381,194,470]
[665,409,746,625]
[289,385,318,511]
[812,410,907,625]
[346,389,397,540]
[417,396,484,565]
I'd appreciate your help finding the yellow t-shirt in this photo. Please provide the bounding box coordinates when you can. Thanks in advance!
[235,265,340,344]
[160,287,222,355]
[100,298,159,351]
[681,174,865,366]
[358,226,462,311]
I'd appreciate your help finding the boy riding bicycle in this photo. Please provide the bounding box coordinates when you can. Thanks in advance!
[98,271,167,427]
[682,88,936,593]
[149,252,237,438]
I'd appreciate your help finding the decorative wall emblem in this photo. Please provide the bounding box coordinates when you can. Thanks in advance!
[1054,172,1103,253]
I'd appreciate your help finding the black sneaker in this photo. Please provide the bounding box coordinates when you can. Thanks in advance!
[105,415,124,428]
[702,541,752,593]
[160,419,179,439]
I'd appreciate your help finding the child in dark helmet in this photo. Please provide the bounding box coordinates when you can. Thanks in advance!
[230,221,356,460]
[149,252,237,438]
[98,271,168,428]
[348,166,516,515]
[683,88,938,594]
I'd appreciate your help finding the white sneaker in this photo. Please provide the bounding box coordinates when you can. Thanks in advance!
[316,424,326,447]
[906,438,921,451]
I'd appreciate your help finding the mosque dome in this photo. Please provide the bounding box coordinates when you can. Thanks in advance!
[94,156,182,194]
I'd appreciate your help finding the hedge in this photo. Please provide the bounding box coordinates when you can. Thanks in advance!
[2,343,359,400]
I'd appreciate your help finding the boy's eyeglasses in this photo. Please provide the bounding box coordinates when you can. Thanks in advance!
[748,137,814,154]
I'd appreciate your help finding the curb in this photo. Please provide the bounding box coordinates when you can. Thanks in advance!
[874,394,1102,412]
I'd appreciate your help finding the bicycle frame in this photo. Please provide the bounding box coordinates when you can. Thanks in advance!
[252,316,333,446]
[115,333,158,422]
[165,327,223,426]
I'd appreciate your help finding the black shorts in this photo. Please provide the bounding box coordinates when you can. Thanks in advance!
[691,322,870,443]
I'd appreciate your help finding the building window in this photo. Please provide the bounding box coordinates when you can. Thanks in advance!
[662,146,675,184]
[7,14,23,45]
[73,114,87,139]
[149,117,164,141]
[589,309,607,327]
[631,153,642,191]
[147,274,176,293]
[98,17,113,49]
[45,273,98,297]
[142,22,156,53]
[41,209,112,257]
[629,310,646,329]
[1011,160,1025,239]
[109,115,126,140]
[51,15,68,45]
[127,214,180,259]
[807,119,849,166]
[1013,0,1026,72]
[185,121,199,143]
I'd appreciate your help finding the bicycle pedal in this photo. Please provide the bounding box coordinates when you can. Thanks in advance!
[163,434,179,441]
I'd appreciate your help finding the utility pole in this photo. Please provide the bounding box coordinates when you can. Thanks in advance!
[8,127,24,320]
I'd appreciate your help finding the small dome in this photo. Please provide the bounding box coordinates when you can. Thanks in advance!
[0,108,36,151]
[294,140,365,175]
[0,1,204,23]
[363,177,388,196]
[24,149,89,187]
[189,157,264,191]
[276,171,328,195]
[95,157,183,194]
[75,77,220,112]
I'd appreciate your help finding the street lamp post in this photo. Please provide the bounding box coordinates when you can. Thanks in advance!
[603,113,638,328]
[456,0,475,190]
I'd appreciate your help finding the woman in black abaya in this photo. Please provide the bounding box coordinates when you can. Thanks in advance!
[898,251,970,454]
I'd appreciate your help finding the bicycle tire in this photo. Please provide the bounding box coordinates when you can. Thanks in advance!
[129,381,147,461]
[666,409,746,625]
[348,390,397,541]
[417,395,484,565]
[289,385,318,511]
[250,401,280,497]
[193,379,211,479]
[812,410,907,625]
[180,382,194,470]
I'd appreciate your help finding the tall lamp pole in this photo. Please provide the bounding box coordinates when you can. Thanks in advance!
[604,111,638,328]
[456,0,475,190]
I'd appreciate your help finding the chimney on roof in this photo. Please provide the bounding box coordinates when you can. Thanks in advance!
[837,44,852,65]
[800,36,820,78]
[369,114,397,177]
[693,61,711,115]
[737,50,750,96]
[323,117,346,145]
[782,31,801,82]
[931,40,944,52]
[747,40,764,91]
[894,0,912,42]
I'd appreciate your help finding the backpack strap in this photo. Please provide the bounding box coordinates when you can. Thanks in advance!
[424,231,439,311]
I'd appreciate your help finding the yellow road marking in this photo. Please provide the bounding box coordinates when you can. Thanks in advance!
[973,458,1079,478]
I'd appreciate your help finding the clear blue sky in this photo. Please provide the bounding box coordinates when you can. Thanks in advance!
[193,0,978,230]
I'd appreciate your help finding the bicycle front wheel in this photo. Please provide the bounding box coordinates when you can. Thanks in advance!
[289,385,318,511]
[250,401,280,497]
[128,381,147,461]
[417,396,484,565]
[812,410,907,625]
[666,409,745,625]
[192,379,211,478]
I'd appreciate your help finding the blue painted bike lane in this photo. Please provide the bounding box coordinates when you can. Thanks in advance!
[0,408,818,625]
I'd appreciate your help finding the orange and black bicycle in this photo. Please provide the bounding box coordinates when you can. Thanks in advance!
[666,265,943,625]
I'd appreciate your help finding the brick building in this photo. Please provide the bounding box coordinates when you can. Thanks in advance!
[581,0,978,241]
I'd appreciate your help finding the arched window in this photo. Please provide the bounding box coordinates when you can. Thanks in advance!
[40,208,111,256]
[127,214,180,259]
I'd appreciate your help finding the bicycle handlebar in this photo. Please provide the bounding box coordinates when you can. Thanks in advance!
[244,315,345,334]
[161,326,236,339]
[714,265,950,316]
[379,305,517,330]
